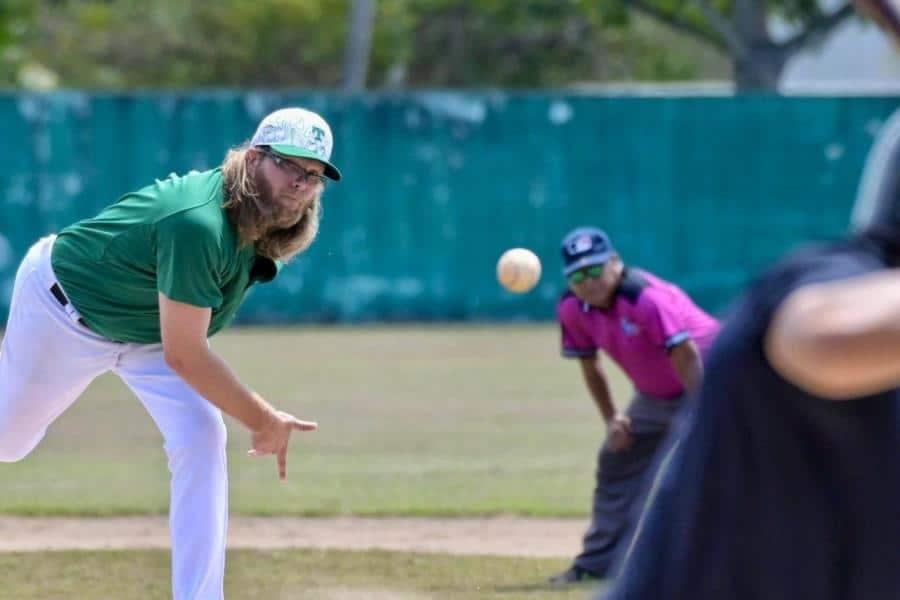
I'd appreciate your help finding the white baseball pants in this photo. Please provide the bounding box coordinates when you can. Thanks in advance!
[0,235,228,600]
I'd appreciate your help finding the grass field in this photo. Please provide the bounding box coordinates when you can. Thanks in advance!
[2,325,632,517]
[0,548,607,599]
[1,325,628,598]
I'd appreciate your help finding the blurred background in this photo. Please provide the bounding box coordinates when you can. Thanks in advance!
[2,0,900,324]
[2,2,900,597]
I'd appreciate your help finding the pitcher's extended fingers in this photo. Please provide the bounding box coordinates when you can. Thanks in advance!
[278,447,287,480]
[292,419,318,431]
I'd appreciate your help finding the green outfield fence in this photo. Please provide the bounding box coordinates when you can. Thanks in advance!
[0,92,896,324]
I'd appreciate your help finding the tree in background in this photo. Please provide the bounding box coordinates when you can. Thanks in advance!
[853,0,900,42]
[1,0,711,89]
[612,0,862,90]
[0,0,51,89]
[0,0,888,91]
[15,0,351,88]
[343,0,378,91]
[373,0,707,87]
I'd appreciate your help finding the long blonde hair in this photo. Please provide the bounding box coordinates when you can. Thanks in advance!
[220,146,322,262]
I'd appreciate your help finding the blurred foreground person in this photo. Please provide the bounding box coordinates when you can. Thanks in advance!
[0,107,341,599]
[549,227,719,585]
[602,110,900,600]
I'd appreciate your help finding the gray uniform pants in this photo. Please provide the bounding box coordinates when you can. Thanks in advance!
[574,392,683,576]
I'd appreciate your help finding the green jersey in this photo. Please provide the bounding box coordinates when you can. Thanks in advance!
[51,169,280,344]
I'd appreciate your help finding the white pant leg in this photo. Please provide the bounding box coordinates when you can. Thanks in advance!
[114,344,228,600]
[0,236,119,462]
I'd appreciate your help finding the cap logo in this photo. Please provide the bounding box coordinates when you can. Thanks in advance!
[308,126,327,156]
[568,234,595,254]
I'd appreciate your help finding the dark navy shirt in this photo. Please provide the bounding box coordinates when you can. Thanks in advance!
[602,238,900,600]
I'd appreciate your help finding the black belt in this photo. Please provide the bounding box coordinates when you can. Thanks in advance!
[50,283,88,327]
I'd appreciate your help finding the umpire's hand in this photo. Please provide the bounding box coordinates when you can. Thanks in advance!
[249,410,318,480]
[605,413,633,452]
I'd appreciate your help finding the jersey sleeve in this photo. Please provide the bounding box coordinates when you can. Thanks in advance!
[558,296,597,358]
[638,290,692,352]
[155,211,224,308]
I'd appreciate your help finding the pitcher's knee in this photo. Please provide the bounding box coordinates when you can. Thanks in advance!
[196,418,227,454]
[0,410,40,462]
[0,435,37,462]
[167,413,228,463]
[0,405,40,461]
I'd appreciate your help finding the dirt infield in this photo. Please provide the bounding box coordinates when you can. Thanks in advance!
[0,516,587,558]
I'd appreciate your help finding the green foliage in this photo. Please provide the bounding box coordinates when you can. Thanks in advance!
[371,0,700,86]
[18,0,351,88]
[769,0,829,25]
[189,1,351,87]
[2,0,714,89]
[0,0,36,86]
[614,0,719,44]
[2,0,850,90]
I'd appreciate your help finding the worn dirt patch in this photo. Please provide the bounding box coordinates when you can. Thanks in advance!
[0,516,586,558]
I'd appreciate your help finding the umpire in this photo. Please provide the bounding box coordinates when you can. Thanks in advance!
[549,227,719,584]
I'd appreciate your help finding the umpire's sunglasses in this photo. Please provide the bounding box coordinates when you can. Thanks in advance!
[567,264,605,285]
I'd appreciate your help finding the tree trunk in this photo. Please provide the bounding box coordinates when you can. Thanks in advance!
[342,0,378,92]
[730,0,788,91]
[733,42,788,91]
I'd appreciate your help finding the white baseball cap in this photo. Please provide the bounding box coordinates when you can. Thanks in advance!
[250,107,342,181]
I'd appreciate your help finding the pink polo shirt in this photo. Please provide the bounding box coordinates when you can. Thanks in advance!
[558,268,719,398]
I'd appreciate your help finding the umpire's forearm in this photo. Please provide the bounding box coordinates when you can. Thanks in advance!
[165,347,276,431]
[670,340,703,394]
[591,390,617,422]
[579,357,616,421]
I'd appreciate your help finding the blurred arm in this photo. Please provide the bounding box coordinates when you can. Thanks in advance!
[579,356,616,421]
[579,356,633,451]
[668,339,703,394]
[764,270,900,399]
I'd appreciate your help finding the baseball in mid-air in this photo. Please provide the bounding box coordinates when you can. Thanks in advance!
[496,248,542,293]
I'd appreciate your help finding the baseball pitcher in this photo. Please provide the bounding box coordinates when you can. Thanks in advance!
[0,107,341,599]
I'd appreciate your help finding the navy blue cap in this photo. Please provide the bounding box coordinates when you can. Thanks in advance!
[561,227,615,276]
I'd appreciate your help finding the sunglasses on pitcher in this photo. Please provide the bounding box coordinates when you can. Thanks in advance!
[567,264,605,285]
[259,148,328,186]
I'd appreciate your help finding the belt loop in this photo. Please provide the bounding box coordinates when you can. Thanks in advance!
[50,283,69,306]
[49,282,87,328]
